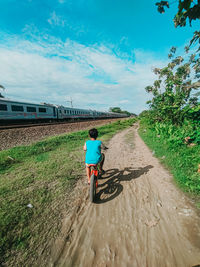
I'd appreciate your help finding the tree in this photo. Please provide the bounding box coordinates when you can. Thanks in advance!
[156,0,200,27]
[145,47,200,124]
[109,107,122,113]
[109,107,133,116]
[155,0,200,49]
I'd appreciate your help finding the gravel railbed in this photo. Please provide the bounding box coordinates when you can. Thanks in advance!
[0,119,119,151]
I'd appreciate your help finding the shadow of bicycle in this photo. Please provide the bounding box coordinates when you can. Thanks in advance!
[95,165,153,204]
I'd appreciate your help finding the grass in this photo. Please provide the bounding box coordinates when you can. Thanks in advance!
[0,118,136,266]
[124,128,135,149]
[139,120,200,207]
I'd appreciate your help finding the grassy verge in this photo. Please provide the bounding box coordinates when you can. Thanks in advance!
[0,118,136,266]
[139,119,200,207]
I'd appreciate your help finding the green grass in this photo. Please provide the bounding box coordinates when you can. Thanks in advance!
[0,118,136,266]
[139,119,200,206]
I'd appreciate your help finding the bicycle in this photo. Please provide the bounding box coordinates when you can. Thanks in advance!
[88,164,100,203]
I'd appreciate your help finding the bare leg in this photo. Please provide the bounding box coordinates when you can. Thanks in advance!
[86,166,91,184]
[99,153,105,172]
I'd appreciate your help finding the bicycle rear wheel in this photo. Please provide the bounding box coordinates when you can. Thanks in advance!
[90,173,96,202]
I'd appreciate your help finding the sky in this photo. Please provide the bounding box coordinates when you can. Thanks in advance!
[0,0,199,114]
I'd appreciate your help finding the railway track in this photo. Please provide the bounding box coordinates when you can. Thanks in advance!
[0,119,101,130]
[0,122,69,130]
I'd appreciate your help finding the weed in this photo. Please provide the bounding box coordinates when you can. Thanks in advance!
[139,119,200,197]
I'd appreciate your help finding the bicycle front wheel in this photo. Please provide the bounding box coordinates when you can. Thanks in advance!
[90,173,96,203]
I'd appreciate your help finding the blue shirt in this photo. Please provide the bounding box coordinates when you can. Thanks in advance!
[85,140,102,164]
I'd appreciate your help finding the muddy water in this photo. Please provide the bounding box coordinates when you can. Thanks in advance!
[50,126,200,267]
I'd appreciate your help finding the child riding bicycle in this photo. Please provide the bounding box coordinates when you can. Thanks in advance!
[83,128,108,185]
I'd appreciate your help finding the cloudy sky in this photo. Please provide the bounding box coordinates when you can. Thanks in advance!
[0,0,198,114]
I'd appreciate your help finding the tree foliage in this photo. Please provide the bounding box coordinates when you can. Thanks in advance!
[145,47,200,124]
[109,107,135,116]
[156,0,200,27]
[155,0,200,49]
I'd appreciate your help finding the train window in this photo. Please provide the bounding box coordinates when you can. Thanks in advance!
[27,106,36,112]
[59,110,61,114]
[11,105,24,112]
[0,104,7,111]
[64,110,66,114]
[39,107,46,113]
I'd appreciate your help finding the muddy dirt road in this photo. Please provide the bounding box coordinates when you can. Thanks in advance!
[50,126,200,267]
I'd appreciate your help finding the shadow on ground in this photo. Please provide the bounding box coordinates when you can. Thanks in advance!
[95,165,153,204]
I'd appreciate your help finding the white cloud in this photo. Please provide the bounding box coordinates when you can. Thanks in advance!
[119,100,130,104]
[0,33,168,114]
[47,11,66,27]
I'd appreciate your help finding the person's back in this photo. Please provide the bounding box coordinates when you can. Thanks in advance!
[85,139,102,165]
[83,128,107,184]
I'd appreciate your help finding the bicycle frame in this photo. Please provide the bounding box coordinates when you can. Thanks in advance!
[90,165,98,188]
[88,164,99,202]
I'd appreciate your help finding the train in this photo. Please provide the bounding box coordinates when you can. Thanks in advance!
[0,98,128,122]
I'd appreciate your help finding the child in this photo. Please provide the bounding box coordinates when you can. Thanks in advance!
[83,128,107,184]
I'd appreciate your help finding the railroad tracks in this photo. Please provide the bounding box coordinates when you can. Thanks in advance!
[0,118,109,130]
[0,120,85,130]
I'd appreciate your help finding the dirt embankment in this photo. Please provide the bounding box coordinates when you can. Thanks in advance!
[0,119,119,151]
[49,125,200,267]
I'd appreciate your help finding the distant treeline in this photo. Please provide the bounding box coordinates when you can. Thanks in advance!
[109,107,137,117]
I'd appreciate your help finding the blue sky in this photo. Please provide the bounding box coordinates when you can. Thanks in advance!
[0,0,199,113]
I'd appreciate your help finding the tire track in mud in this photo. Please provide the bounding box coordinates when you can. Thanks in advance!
[50,125,200,267]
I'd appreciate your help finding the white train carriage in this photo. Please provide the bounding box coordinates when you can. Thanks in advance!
[57,106,93,120]
[0,97,129,123]
[0,98,57,121]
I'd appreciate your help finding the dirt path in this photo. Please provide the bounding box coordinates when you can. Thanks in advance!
[49,125,200,267]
